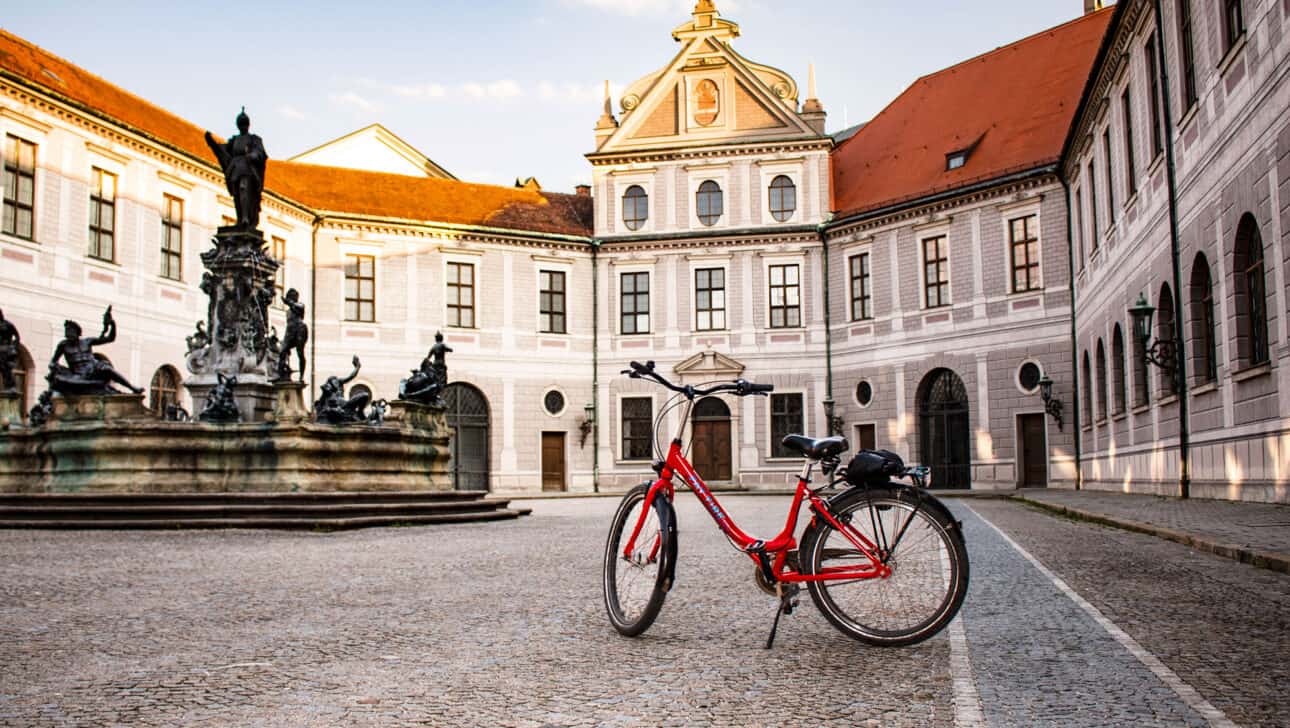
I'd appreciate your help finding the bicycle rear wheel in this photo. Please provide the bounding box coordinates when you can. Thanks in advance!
[800,486,968,647]
[603,483,675,637]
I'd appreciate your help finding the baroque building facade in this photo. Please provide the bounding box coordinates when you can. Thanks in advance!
[2,1,1288,501]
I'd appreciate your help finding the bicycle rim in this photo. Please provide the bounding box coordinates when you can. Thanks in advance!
[807,496,965,645]
[603,489,667,635]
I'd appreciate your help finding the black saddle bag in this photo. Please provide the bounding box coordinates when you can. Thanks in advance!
[843,449,905,486]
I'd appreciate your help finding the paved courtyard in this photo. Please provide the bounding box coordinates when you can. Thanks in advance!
[1,495,1287,727]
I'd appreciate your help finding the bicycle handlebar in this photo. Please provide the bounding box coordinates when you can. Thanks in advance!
[621,360,774,399]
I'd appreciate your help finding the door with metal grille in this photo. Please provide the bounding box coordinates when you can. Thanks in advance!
[917,369,971,489]
[444,383,490,491]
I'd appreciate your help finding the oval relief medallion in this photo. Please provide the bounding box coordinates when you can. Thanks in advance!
[693,79,720,126]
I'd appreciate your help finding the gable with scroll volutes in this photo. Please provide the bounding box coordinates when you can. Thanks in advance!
[734,81,787,131]
[631,83,679,139]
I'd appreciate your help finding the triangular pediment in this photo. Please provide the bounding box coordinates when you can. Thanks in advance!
[595,6,820,155]
[674,349,745,380]
[290,124,455,179]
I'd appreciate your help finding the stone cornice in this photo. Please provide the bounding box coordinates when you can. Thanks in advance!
[316,215,593,253]
[587,137,831,166]
[1062,0,1146,177]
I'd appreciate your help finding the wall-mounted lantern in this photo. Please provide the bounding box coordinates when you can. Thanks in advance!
[1128,292,1178,389]
[579,401,595,449]
[1037,374,1064,430]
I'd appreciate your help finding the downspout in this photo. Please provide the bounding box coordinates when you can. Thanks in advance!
[1152,0,1191,499]
[310,215,321,406]
[818,221,837,435]
[1060,176,1083,489]
[591,238,600,493]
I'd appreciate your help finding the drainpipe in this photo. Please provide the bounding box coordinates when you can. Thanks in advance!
[591,238,601,493]
[310,215,321,405]
[818,221,837,435]
[1060,176,1083,490]
[1152,0,1191,499]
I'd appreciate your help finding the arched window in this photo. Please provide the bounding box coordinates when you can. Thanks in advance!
[1111,325,1126,416]
[1157,283,1177,396]
[1096,339,1108,421]
[349,383,373,402]
[1082,350,1093,425]
[769,175,797,222]
[148,365,181,414]
[696,180,723,226]
[1190,252,1217,384]
[1234,213,1268,367]
[622,185,648,231]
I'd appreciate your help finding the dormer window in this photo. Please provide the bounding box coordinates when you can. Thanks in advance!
[946,152,967,171]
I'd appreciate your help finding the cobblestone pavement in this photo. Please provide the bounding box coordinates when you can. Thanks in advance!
[1013,489,1290,568]
[1,495,1287,726]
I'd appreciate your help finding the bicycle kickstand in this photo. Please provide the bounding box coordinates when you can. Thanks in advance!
[764,583,801,650]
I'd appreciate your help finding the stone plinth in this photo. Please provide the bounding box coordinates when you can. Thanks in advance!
[49,393,148,423]
[0,419,452,493]
[0,392,20,430]
[272,381,309,422]
[186,378,276,424]
[386,399,448,436]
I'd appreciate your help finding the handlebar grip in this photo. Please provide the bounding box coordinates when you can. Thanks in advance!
[749,383,775,393]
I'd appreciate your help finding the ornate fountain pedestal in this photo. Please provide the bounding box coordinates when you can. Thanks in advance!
[50,393,148,423]
[272,381,309,423]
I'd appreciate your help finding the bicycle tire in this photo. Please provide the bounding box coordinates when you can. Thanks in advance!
[603,483,676,637]
[800,485,968,647]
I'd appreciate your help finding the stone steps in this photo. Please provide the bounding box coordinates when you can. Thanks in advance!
[0,491,530,530]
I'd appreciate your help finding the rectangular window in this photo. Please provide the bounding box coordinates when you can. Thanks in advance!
[272,235,286,296]
[1087,162,1100,249]
[922,236,949,308]
[1177,0,1198,110]
[620,271,650,334]
[1146,34,1164,159]
[446,261,475,328]
[1102,130,1116,224]
[1075,188,1085,268]
[539,269,566,334]
[770,393,804,458]
[694,267,726,331]
[1223,0,1244,51]
[1009,215,1040,293]
[344,253,375,322]
[2,135,36,240]
[849,253,872,320]
[620,396,653,460]
[768,263,801,328]
[160,194,183,280]
[1122,88,1138,197]
[88,167,116,261]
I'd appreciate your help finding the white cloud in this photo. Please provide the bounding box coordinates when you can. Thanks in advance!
[391,83,447,98]
[276,104,308,121]
[562,0,739,17]
[329,91,379,112]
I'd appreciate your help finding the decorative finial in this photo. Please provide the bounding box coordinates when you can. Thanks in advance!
[808,63,817,100]
[596,79,619,132]
[694,0,717,15]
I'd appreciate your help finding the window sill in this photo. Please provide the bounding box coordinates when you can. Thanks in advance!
[1008,288,1044,297]
[767,326,807,333]
[1157,394,1179,407]
[1232,362,1271,383]
[0,232,39,249]
[538,331,569,336]
[1147,153,1165,176]
[1123,192,1139,214]
[1191,380,1218,396]
[86,256,121,270]
[619,332,652,338]
[1082,424,1093,433]
[1111,412,1127,423]
[1177,104,1199,132]
[1132,403,1151,416]
[1217,34,1248,77]
[1095,418,1107,426]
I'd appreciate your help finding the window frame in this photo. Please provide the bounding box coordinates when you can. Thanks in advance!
[921,235,950,309]
[621,184,649,232]
[768,174,797,223]
[1102,129,1116,225]
[849,252,872,321]
[1222,0,1245,53]
[1177,0,1198,112]
[2,134,37,241]
[768,391,805,459]
[767,263,802,329]
[619,395,654,462]
[619,270,651,335]
[695,180,723,227]
[1121,87,1138,198]
[539,269,567,334]
[271,235,287,299]
[88,167,117,262]
[1146,34,1165,160]
[1087,161,1100,249]
[693,266,727,332]
[446,260,476,329]
[344,253,377,323]
[1009,214,1042,293]
[160,194,183,281]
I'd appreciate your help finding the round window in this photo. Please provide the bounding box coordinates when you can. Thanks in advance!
[543,390,566,416]
[855,380,873,407]
[1018,362,1042,393]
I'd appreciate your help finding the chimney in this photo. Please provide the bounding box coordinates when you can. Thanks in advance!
[1084,0,1105,13]
[575,185,591,197]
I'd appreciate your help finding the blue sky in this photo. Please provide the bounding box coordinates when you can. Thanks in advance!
[5,1,1099,192]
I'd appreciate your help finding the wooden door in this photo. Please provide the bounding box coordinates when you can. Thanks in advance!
[542,432,566,492]
[855,423,876,451]
[692,419,732,481]
[1018,414,1048,487]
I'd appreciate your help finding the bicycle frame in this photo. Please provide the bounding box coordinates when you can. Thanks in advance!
[622,436,892,584]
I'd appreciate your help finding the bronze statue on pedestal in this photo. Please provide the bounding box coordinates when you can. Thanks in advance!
[47,307,142,396]
[204,108,267,230]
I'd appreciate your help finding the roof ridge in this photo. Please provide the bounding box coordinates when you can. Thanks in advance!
[276,159,587,199]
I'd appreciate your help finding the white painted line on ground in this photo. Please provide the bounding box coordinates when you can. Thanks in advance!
[947,613,986,728]
[963,503,1239,728]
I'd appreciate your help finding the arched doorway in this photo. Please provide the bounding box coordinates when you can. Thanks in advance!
[149,365,182,414]
[443,383,490,491]
[917,368,971,489]
[691,396,732,481]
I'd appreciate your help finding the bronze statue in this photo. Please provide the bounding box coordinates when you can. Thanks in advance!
[204,108,267,230]
[199,373,241,423]
[276,288,308,383]
[28,390,52,427]
[47,307,143,396]
[314,356,371,425]
[399,331,452,405]
[0,308,20,392]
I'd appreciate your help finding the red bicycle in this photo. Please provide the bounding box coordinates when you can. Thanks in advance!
[603,361,969,648]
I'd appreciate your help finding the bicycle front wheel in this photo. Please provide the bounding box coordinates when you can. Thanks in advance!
[801,486,968,647]
[602,483,675,637]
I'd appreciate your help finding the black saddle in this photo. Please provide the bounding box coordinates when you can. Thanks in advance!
[780,434,850,460]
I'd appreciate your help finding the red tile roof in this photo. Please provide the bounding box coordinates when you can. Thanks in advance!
[0,29,593,238]
[831,8,1113,220]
